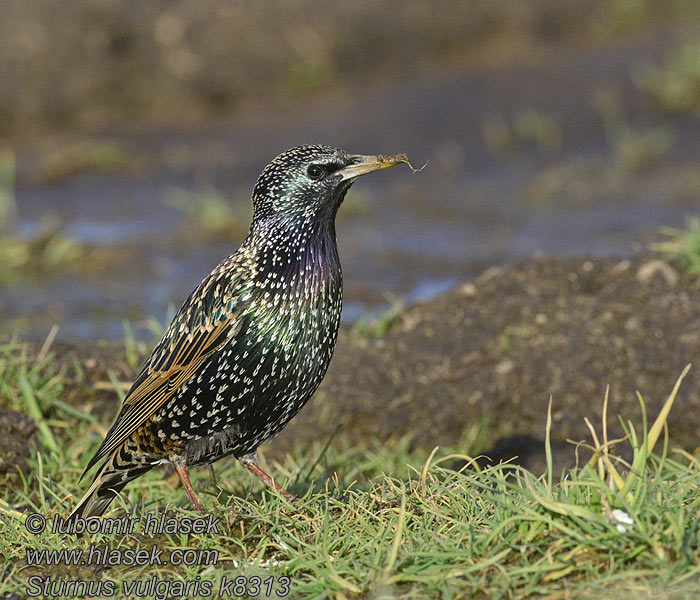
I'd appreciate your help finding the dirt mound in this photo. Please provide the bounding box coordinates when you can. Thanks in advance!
[277,255,700,463]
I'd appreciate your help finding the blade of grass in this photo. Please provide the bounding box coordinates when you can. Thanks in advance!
[383,482,407,578]
[545,396,553,491]
[107,369,128,402]
[421,446,440,496]
[18,375,58,453]
[643,364,690,459]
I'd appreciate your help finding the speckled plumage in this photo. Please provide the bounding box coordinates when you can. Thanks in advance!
[71,145,403,518]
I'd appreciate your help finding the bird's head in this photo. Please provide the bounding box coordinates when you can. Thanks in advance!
[250,144,404,232]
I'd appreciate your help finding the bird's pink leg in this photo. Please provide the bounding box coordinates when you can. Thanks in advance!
[240,453,296,501]
[172,464,204,511]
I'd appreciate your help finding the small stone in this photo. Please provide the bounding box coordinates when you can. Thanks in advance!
[625,317,640,331]
[636,260,678,287]
[468,390,483,405]
[610,259,631,276]
[495,359,515,375]
[460,282,477,297]
[477,266,503,284]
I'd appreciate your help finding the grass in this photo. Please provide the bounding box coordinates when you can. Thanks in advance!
[121,317,167,370]
[349,295,406,340]
[595,89,675,174]
[587,0,654,41]
[481,110,562,158]
[653,217,700,277]
[634,42,700,114]
[36,139,131,183]
[163,184,252,241]
[0,148,85,285]
[610,125,675,173]
[0,341,699,598]
[0,147,16,235]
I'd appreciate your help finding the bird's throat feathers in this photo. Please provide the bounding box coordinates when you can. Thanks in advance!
[246,215,341,298]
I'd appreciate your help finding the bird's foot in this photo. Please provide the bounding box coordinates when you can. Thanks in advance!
[240,452,296,502]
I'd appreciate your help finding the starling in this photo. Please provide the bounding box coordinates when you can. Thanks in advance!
[70,145,406,518]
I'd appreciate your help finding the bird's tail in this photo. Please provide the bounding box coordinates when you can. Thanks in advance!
[69,447,153,520]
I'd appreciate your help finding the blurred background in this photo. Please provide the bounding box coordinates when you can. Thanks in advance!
[2,0,700,341]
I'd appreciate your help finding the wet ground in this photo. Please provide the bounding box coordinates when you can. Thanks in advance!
[4,28,700,340]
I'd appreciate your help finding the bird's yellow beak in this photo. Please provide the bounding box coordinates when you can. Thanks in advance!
[336,153,409,181]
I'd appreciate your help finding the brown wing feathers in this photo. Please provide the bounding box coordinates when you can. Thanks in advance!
[82,302,242,477]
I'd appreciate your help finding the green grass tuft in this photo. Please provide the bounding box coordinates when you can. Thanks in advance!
[163,184,252,240]
[595,88,675,174]
[481,110,562,158]
[634,42,700,114]
[0,148,85,285]
[350,295,406,340]
[653,217,700,277]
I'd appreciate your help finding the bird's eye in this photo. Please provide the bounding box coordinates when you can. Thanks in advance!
[307,164,325,180]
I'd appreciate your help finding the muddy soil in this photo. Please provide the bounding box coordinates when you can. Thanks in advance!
[5,254,698,478]
[0,407,37,487]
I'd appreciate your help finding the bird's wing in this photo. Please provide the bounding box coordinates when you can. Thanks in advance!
[83,263,248,475]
